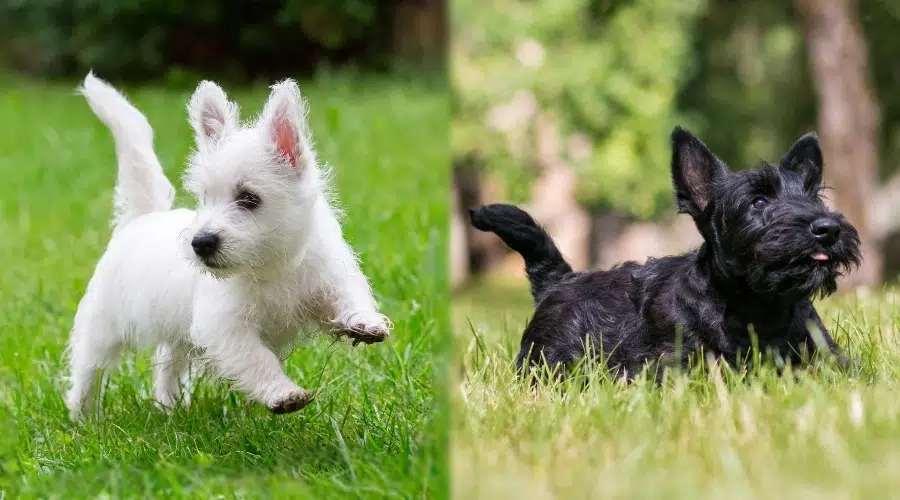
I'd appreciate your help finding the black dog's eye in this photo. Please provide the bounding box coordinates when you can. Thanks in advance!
[751,196,768,209]
[236,189,261,210]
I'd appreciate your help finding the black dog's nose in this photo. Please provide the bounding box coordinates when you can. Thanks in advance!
[810,218,841,245]
[191,232,220,258]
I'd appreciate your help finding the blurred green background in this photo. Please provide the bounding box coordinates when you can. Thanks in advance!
[0,0,445,82]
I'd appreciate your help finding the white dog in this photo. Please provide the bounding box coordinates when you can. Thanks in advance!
[64,73,391,420]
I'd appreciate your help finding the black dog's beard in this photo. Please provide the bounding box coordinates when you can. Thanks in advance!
[748,257,838,298]
[725,214,861,299]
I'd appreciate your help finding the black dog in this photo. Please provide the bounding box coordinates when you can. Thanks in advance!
[471,127,861,379]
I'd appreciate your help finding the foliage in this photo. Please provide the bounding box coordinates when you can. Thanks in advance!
[0,0,393,81]
[677,0,816,172]
[453,0,707,217]
[679,0,900,179]
[0,74,449,497]
[454,0,900,219]
[859,0,900,180]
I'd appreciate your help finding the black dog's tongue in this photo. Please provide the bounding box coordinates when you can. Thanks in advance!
[811,252,829,262]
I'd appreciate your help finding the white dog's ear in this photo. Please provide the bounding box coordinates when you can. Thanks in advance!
[259,79,309,169]
[188,81,239,151]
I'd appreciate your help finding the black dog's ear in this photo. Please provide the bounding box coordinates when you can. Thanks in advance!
[670,126,728,217]
[779,132,823,188]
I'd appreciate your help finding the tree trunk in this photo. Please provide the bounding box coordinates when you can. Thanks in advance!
[392,0,446,65]
[795,0,882,290]
[453,159,509,278]
[451,181,469,289]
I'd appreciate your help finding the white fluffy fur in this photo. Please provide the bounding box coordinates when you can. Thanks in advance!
[65,73,390,420]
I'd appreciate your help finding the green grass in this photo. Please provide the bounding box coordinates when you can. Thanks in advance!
[453,279,900,499]
[0,73,449,498]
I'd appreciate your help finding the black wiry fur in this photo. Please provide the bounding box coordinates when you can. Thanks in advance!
[470,206,572,299]
[471,127,861,380]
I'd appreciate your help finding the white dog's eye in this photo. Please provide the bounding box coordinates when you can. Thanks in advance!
[236,189,262,210]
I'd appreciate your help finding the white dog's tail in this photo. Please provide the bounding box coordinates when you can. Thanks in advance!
[79,72,175,231]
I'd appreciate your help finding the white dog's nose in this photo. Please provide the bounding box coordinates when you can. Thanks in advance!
[191,232,220,258]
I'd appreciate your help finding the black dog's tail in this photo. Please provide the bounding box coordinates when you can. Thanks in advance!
[470,204,573,299]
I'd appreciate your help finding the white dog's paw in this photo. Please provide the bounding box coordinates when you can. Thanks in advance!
[67,406,86,422]
[154,390,190,414]
[330,310,392,346]
[65,389,97,422]
[266,387,313,415]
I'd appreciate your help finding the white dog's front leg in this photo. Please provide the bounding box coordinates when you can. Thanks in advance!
[191,316,311,414]
[316,238,391,345]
